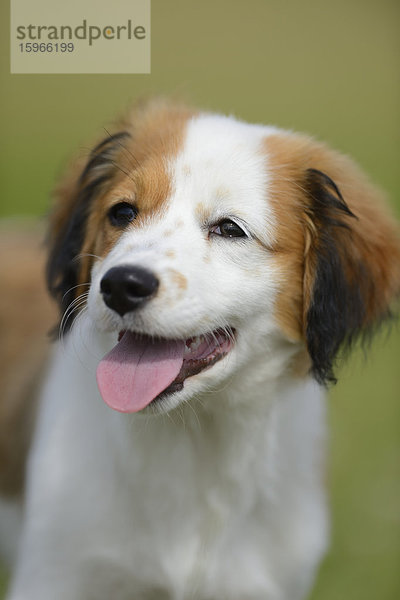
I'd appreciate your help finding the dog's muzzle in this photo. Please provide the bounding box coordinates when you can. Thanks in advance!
[100,265,159,316]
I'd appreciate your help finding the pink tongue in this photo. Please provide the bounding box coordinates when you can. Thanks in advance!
[96,332,185,413]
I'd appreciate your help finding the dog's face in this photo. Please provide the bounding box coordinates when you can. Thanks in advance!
[47,100,400,414]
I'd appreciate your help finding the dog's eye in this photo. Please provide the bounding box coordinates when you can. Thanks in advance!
[108,202,138,227]
[210,219,247,239]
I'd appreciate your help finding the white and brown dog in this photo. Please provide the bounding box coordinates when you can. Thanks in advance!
[1,100,399,600]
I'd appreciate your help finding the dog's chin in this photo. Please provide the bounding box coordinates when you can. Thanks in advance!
[96,326,236,416]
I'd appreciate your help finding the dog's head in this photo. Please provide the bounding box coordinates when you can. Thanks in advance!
[47,100,400,413]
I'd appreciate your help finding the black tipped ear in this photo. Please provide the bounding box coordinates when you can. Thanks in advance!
[305,169,399,384]
[46,131,130,333]
[304,169,377,385]
[265,132,400,384]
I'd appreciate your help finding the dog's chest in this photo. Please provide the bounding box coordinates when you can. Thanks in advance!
[79,448,274,599]
[73,406,278,599]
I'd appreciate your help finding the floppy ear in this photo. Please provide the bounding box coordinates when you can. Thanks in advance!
[302,154,400,384]
[46,131,130,331]
[265,132,400,383]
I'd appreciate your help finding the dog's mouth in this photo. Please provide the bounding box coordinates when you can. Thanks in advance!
[96,328,235,413]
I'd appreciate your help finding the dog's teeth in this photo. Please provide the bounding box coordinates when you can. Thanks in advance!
[184,336,203,354]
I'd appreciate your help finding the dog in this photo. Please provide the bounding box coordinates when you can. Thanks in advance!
[1,99,399,600]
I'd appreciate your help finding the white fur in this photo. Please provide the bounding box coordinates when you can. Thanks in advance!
[2,114,329,599]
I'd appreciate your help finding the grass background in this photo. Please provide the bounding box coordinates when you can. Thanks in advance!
[1,0,399,597]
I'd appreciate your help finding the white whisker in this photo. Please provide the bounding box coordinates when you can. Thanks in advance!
[59,292,89,341]
[61,282,90,302]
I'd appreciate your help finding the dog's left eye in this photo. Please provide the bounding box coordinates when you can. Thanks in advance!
[108,202,138,227]
[210,219,247,239]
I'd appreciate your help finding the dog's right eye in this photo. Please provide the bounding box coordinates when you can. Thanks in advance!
[108,202,138,227]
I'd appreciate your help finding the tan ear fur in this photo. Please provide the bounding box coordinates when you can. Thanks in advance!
[265,132,400,382]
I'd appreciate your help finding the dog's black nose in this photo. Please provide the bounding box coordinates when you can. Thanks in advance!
[100,266,159,316]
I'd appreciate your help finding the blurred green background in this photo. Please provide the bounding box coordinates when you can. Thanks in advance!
[1,0,399,598]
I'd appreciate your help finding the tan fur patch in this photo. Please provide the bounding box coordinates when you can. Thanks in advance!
[0,225,57,496]
[195,202,207,222]
[51,99,197,305]
[262,136,308,340]
[80,102,196,284]
[264,132,400,341]
[170,269,188,291]
[215,186,231,200]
